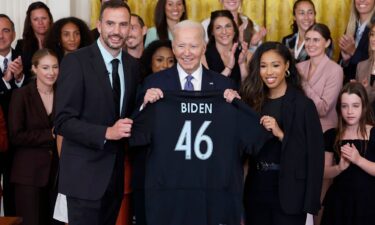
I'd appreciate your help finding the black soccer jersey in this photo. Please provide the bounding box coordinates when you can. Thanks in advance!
[130,91,268,225]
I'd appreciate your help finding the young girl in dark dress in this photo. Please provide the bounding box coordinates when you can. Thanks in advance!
[322,82,375,225]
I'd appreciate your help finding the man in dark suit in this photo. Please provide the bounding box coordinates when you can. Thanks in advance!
[0,14,24,216]
[141,20,236,105]
[0,14,24,117]
[54,1,139,225]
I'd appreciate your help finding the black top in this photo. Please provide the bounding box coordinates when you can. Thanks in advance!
[322,127,375,225]
[205,42,241,88]
[257,96,284,164]
[246,96,285,192]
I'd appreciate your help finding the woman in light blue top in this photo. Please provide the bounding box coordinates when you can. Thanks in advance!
[144,0,187,47]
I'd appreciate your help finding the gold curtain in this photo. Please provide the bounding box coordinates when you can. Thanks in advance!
[90,0,351,59]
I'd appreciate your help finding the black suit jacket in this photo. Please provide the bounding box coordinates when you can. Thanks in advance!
[54,43,139,200]
[342,26,370,83]
[261,86,324,215]
[8,81,56,187]
[0,49,22,119]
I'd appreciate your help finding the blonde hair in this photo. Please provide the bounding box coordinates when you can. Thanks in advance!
[346,0,375,37]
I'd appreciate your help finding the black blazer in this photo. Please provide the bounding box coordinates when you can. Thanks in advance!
[8,81,56,187]
[54,43,140,200]
[249,86,324,215]
[342,26,370,83]
[282,33,309,63]
[0,49,22,118]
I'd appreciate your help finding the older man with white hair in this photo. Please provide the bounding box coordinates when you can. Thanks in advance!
[141,20,236,104]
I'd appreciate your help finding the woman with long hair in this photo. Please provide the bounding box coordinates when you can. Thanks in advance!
[202,0,266,51]
[237,42,324,225]
[15,1,53,80]
[203,10,251,87]
[144,0,187,47]
[8,49,59,225]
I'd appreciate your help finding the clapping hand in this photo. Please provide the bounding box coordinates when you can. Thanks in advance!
[341,143,362,165]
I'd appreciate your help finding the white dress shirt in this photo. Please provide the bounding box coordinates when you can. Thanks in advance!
[177,63,203,91]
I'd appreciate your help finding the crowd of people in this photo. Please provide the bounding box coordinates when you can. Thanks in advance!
[0,0,375,225]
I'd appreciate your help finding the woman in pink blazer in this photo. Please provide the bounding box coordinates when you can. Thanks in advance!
[297,23,343,225]
[297,23,343,133]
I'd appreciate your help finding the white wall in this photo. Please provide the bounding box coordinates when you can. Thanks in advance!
[0,0,92,46]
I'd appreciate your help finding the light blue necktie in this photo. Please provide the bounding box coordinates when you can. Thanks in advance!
[184,75,194,91]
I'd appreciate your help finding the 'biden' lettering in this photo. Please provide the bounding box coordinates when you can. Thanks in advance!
[181,103,212,114]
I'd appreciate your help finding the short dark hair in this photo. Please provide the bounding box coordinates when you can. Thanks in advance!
[99,0,131,21]
[0,14,15,31]
[131,13,145,28]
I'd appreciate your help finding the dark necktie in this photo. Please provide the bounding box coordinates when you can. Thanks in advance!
[3,58,8,74]
[111,59,121,118]
[184,74,194,91]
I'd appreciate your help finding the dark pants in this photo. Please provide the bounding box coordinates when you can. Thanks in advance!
[0,151,15,216]
[67,153,124,225]
[245,190,306,225]
[133,190,146,225]
[14,184,61,225]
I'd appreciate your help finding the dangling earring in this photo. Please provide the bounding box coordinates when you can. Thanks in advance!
[285,70,290,77]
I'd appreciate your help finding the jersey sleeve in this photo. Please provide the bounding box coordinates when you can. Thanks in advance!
[129,104,154,147]
[233,98,270,155]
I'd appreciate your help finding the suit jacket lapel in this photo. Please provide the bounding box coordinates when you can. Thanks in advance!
[30,81,51,126]
[201,67,215,91]
[308,55,329,86]
[89,43,116,117]
[120,53,131,118]
[168,66,182,90]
